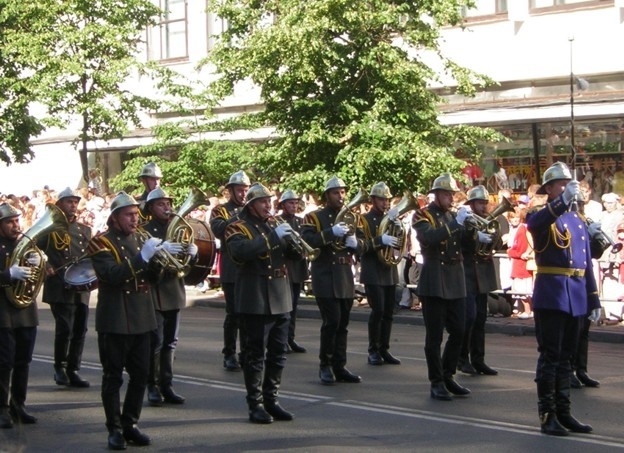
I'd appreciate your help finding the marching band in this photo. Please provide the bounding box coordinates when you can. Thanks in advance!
[0,162,611,447]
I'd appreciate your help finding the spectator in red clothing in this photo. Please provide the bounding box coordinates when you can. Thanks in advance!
[507,209,534,319]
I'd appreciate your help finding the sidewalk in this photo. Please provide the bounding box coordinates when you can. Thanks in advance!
[187,287,624,345]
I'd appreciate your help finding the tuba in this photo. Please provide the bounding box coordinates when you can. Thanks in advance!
[377,191,419,266]
[332,188,369,251]
[466,196,515,257]
[140,187,209,278]
[7,203,69,308]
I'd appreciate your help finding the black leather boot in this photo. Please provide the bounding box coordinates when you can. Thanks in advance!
[556,375,592,433]
[380,351,401,365]
[67,370,90,388]
[53,364,70,386]
[319,366,336,385]
[263,365,293,421]
[160,350,185,404]
[0,370,12,429]
[576,370,600,388]
[537,379,568,436]
[147,351,163,406]
[540,412,569,436]
[244,368,273,424]
[10,366,36,424]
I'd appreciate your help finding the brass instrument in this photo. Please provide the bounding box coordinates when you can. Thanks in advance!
[465,196,515,257]
[7,203,69,308]
[332,188,369,251]
[586,217,623,259]
[140,187,209,277]
[377,191,419,266]
[274,216,320,261]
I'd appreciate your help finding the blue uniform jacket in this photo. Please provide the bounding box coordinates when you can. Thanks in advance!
[526,194,600,316]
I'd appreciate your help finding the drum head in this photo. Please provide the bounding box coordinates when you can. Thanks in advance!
[184,219,217,286]
[64,259,98,292]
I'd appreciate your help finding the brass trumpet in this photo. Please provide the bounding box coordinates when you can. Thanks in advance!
[464,196,514,256]
[274,216,320,261]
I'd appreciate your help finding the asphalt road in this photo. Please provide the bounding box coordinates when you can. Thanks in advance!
[2,297,624,452]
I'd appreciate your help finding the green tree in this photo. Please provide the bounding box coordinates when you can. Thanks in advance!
[203,0,500,195]
[2,0,180,183]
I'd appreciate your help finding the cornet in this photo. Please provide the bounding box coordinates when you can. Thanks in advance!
[273,216,320,261]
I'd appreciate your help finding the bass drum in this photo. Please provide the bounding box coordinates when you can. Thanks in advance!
[64,259,98,292]
[184,218,217,286]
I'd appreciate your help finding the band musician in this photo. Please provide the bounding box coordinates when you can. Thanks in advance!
[301,176,363,385]
[225,183,302,424]
[143,188,198,407]
[358,182,401,366]
[37,188,92,388]
[210,170,251,371]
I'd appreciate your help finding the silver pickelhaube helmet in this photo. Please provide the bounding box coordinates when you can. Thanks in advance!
[226,170,251,188]
[278,189,300,206]
[139,162,163,179]
[466,185,489,202]
[110,191,139,215]
[146,187,173,204]
[323,175,347,193]
[429,173,460,193]
[369,182,392,199]
[537,162,572,194]
[244,183,272,208]
[56,187,81,202]
[0,203,20,222]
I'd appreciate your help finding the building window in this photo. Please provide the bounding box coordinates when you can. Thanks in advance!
[148,0,188,61]
[462,0,508,17]
[530,0,610,8]
[206,12,229,51]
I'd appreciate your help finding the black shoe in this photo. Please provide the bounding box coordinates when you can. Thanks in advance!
[288,340,307,353]
[107,429,127,450]
[473,363,498,376]
[458,362,478,375]
[557,413,593,433]
[319,366,336,385]
[161,385,186,404]
[0,407,13,429]
[334,368,362,383]
[444,378,471,396]
[9,403,37,424]
[54,366,70,386]
[540,412,569,436]
[122,426,151,446]
[223,355,241,371]
[430,382,452,401]
[570,373,583,389]
[249,404,274,424]
[147,384,164,406]
[576,370,600,388]
[67,370,90,388]
[367,352,383,366]
[380,351,401,365]
[264,402,294,421]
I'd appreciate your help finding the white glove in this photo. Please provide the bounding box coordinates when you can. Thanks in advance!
[9,265,31,281]
[587,221,602,237]
[455,206,473,226]
[387,207,399,221]
[477,231,493,244]
[141,237,162,262]
[187,243,198,257]
[332,222,349,238]
[381,233,399,248]
[275,223,293,239]
[562,180,581,205]
[345,235,357,249]
[162,241,184,255]
[25,253,42,267]
[588,307,602,322]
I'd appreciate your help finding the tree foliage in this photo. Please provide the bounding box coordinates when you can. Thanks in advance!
[1,0,181,182]
[203,0,500,196]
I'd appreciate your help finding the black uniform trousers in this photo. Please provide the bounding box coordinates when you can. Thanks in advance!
[288,283,301,343]
[98,332,150,432]
[365,284,396,354]
[460,292,488,366]
[151,309,180,355]
[421,296,465,383]
[50,298,89,371]
[241,313,289,373]
[572,316,591,374]
[534,309,581,385]
[0,327,36,406]
[316,297,353,370]
[222,282,241,357]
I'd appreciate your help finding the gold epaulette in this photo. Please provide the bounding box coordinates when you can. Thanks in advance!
[225,220,253,241]
[413,208,434,225]
[210,205,229,221]
[302,212,321,231]
[87,234,121,264]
